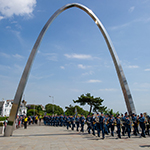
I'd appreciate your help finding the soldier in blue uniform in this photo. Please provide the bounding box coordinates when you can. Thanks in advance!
[125,115,131,138]
[96,113,100,137]
[80,114,85,132]
[109,114,115,136]
[145,115,150,135]
[75,115,80,131]
[116,114,121,138]
[99,112,105,139]
[63,115,67,126]
[59,114,63,126]
[86,115,91,134]
[104,114,109,135]
[121,112,128,136]
[66,116,71,130]
[139,113,146,137]
[91,113,96,136]
[71,116,75,130]
[132,113,138,136]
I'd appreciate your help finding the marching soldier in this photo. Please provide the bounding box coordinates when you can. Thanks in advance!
[66,116,71,130]
[60,114,63,126]
[126,115,131,138]
[80,114,85,132]
[139,113,146,137]
[104,114,109,135]
[75,115,80,131]
[71,116,75,130]
[91,113,96,136]
[96,113,100,137]
[145,115,150,135]
[99,112,105,139]
[109,114,115,136]
[121,112,128,136]
[86,115,91,134]
[132,113,138,136]
[116,114,121,138]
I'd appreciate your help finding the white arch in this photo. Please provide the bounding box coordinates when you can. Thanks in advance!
[4,3,136,136]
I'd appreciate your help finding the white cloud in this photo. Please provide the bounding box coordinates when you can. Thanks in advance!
[64,53,92,60]
[129,6,135,13]
[6,26,11,29]
[0,52,10,58]
[81,71,94,76]
[0,15,4,20]
[42,53,58,61]
[99,88,118,92]
[87,79,102,83]
[0,0,36,19]
[13,54,24,59]
[144,68,150,71]
[109,22,131,30]
[60,66,65,69]
[127,65,139,69]
[78,64,91,69]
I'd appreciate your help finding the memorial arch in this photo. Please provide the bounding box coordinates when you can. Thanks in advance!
[4,3,136,136]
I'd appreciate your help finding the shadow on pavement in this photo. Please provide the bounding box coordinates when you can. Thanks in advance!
[139,145,150,147]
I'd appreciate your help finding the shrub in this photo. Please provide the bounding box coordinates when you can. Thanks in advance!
[0,122,4,126]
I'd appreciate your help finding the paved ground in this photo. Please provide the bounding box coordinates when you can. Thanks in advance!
[0,124,150,150]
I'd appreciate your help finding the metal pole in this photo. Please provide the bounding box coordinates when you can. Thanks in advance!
[49,96,54,115]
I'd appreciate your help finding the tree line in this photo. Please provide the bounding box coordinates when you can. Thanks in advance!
[27,93,120,117]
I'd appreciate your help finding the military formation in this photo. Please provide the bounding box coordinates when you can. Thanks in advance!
[43,112,150,139]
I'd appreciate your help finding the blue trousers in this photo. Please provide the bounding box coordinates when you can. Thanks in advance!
[92,125,96,135]
[76,122,79,131]
[117,125,121,138]
[96,123,100,137]
[100,124,105,138]
[81,123,84,132]
[127,125,131,137]
[104,124,108,134]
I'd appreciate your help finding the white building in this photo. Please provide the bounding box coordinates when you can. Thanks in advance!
[0,100,27,117]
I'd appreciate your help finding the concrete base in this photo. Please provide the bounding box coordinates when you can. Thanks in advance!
[0,126,4,135]
[4,125,13,137]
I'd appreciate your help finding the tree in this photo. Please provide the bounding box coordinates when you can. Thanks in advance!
[45,103,64,115]
[104,108,120,117]
[27,109,38,116]
[65,105,89,116]
[36,105,42,113]
[73,93,107,115]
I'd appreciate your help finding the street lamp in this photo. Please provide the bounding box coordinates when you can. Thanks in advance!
[49,96,54,115]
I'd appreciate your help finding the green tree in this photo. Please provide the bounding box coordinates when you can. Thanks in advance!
[65,105,89,116]
[73,93,107,115]
[36,105,42,113]
[104,108,120,117]
[27,109,38,116]
[45,103,64,115]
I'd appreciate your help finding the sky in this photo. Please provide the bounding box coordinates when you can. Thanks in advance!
[0,0,150,115]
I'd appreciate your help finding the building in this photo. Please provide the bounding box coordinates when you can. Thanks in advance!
[0,99,27,117]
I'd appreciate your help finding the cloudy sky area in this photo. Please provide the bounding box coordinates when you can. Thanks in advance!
[0,0,150,114]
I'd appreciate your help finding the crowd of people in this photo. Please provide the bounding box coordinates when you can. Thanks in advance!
[43,112,150,139]
[3,115,42,131]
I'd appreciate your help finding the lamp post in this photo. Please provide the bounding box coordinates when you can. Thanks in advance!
[49,96,54,115]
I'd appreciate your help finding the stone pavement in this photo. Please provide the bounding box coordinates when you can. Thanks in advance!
[0,124,150,150]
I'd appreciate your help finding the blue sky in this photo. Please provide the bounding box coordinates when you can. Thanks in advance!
[0,0,150,114]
